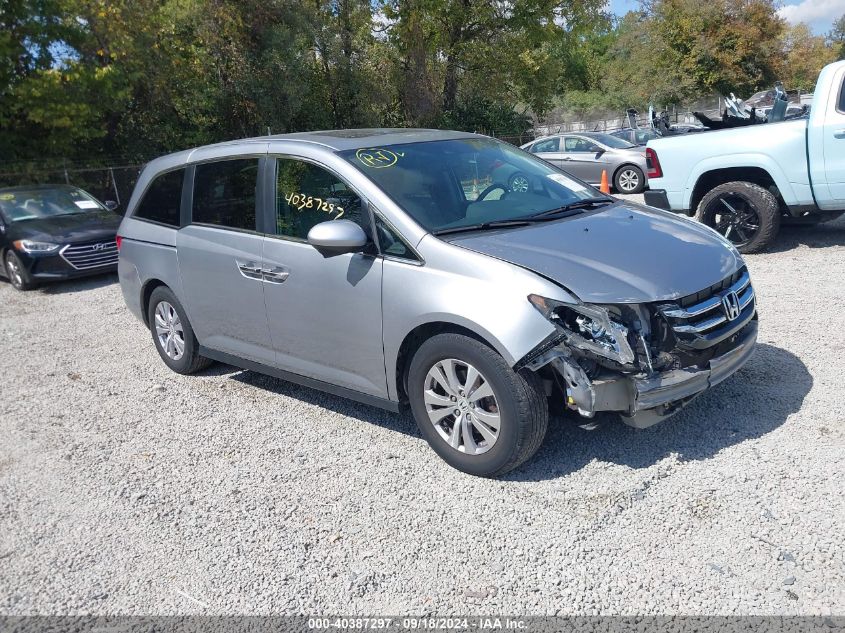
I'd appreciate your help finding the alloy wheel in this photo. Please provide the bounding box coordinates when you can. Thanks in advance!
[423,358,501,455]
[154,301,185,361]
[711,194,761,248]
[510,174,529,193]
[5,254,24,289]
[618,168,640,192]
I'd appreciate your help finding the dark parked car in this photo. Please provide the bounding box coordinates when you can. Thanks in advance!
[0,185,121,291]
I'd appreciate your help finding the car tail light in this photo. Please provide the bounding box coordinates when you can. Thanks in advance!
[646,148,662,179]
[116,235,123,251]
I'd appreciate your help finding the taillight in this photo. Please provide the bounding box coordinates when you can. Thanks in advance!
[646,148,662,179]
[116,235,123,251]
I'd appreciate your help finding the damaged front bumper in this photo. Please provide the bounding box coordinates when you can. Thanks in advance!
[526,319,758,428]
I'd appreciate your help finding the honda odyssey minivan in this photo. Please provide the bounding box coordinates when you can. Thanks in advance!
[117,129,757,477]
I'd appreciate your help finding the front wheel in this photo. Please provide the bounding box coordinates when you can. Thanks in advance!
[4,251,35,291]
[613,165,645,194]
[695,181,780,253]
[407,333,548,477]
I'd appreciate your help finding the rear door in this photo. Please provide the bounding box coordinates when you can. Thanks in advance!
[176,156,275,364]
[529,137,563,168]
[260,156,387,397]
[823,70,845,202]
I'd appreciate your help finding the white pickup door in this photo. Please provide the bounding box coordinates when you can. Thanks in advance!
[810,61,845,206]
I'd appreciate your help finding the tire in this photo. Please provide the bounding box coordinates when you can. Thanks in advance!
[147,286,212,375]
[4,251,35,291]
[613,165,645,194]
[407,333,548,477]
[508,172,530,193]
[695,181,780,253]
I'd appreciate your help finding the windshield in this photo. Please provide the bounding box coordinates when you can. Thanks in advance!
[584,133,636,149]
[340,138,604,233]
[0,187,104,222]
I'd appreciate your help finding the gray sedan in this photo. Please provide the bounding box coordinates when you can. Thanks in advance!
[522,132,649,193]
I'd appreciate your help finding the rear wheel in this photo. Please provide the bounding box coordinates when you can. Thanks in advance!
[147,286,212,374]
[695,181,780,253]
[4,251,35,291]
[613,165,645,194]
[407,333,548,477]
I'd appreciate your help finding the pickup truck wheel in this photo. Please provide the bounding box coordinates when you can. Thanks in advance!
[695,181,780,253]
[407,333,548,478]
[614,165,645,194]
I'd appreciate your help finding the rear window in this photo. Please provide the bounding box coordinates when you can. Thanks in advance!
[191,159,259,231]
[134,169,184,226]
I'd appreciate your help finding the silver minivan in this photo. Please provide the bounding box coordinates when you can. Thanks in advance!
[117,129,757,477]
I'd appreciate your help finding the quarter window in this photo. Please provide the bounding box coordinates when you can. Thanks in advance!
[374,216,417,261]
[192,159,259,230]
[274,158,366,240]
[134,169,184,226]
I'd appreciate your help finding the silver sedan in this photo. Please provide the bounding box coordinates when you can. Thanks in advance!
[522,132,649,193]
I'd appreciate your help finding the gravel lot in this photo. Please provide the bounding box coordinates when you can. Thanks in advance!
[1,204,844,616]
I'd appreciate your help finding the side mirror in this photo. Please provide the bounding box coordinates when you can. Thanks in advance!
[104,200,119,211]
[594,148,606,158]
[307,220,368,257]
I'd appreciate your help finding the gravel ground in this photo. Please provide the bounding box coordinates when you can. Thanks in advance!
[1,206,844,616]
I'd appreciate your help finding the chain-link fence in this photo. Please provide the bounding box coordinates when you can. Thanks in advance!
[0,162,145,214]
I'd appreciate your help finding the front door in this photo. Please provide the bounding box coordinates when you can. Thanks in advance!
[562,136,605,183]
[176,157,274,364]
[261,157,387,398]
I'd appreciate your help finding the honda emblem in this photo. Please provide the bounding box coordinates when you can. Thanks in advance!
[721,291,741,321]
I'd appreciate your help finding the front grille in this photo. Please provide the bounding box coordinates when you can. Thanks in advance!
[60,240,118,270]
[658,268,756,351]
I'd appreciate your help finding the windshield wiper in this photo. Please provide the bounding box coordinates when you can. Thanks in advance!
[432,197,616,236]
[433,219,537,236]
[530,197,615,219]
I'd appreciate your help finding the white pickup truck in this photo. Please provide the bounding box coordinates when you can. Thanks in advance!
[645,59,845,252]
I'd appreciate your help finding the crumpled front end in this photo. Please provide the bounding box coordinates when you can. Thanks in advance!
[520,268,758,428]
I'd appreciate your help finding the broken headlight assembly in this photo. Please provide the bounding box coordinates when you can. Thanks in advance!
[528,294,636,366]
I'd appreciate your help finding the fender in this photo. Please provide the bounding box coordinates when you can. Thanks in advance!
[683,152,808,211]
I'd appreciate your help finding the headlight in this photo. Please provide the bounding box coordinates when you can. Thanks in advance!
[13,240,60,254]
[528,294,636,365]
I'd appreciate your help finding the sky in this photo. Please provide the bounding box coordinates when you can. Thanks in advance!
[607,0,842,34]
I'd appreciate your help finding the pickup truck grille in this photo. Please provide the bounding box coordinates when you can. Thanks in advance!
[60,240,118,270]
[658,268,756,351]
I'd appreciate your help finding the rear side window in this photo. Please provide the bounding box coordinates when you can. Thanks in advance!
[531,138,559,153]
[838,76,845,113]
[192,159,259,231]
[134,169,184,226]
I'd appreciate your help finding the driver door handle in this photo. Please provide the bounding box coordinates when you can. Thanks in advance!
[834,130,845,139]
[236,260,264,280]
[262,267,289,284]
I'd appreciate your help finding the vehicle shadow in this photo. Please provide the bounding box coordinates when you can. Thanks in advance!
[215,343,810,482]
[36,272,118,295]
[226,369,419,438]
[766,215,845,253]
[508,343,812,482]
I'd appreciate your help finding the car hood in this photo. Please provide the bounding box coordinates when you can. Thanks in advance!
[6,210,121,244]
[445,202,743,303]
